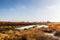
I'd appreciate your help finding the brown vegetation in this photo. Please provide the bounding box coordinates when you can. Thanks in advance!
[0,27,59,40]
[0,21,48,28]
[0,22,60,40]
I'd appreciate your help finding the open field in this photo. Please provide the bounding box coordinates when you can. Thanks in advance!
[0,21,49,28]
[0,26,59,40]
[48,22,60,30]
[0,22,60,40]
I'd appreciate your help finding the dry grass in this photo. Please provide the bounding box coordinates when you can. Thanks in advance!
[0,27,59,40]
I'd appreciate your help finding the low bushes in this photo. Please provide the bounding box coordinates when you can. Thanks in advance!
[0,27,59,40]
[54,31,60,37]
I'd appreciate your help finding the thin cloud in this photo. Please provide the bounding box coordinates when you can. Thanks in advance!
[0,0,60,22]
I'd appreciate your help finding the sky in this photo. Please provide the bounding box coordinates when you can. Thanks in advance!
[0,0,60,22]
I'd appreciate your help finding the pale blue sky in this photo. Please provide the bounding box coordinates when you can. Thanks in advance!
[0,0,60,22]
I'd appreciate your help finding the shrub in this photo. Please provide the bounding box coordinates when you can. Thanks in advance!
[54,31,60,37]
